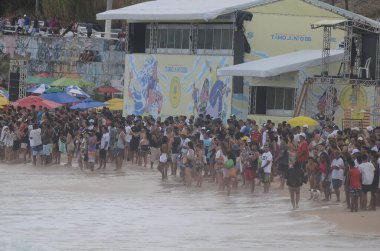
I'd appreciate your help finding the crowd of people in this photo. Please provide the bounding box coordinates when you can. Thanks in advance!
[0,104,379,211]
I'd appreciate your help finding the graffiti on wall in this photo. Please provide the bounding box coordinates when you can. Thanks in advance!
[0,35,125,87]
[124,54,233,119]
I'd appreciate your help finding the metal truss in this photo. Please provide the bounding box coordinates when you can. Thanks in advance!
[321,26,332,76]
[342,20,353,78]
[376,33,380,80]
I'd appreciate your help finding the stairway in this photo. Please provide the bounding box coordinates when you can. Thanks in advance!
[293,79,311,117]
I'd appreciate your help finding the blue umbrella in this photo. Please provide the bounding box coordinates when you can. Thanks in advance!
[40,92,81,104]
[70,99,108,110]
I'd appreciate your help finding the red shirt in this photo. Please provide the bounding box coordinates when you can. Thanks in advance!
[349,168,361,189]
[297,140,309,162]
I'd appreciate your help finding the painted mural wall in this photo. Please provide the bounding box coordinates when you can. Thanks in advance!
[0,35,125,87]
[307,83,377,127]
[124,54,233,120]
[244,0,345,61]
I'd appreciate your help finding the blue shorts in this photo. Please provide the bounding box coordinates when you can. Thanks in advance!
[113,148,124,158]
[332,179,342,189]
[31,144,43,156]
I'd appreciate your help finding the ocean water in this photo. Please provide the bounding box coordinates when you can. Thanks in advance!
[0,164,379,251]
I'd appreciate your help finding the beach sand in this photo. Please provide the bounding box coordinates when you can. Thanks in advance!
[303,205,380,235]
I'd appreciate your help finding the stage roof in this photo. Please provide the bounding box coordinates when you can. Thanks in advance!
[96,0,277,21]
[217,50,344,78]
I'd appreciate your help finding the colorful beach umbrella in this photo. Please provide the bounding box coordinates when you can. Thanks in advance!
[26,84,50,94]
[12,96,63,110]
[0,88,9,99]
[0,95,9,107]
[70,99,108,110]
[104,98,123,110]
[50,75,93,88]
[40,93,80,104]
[65,85,90,98]
[287,116,319,127]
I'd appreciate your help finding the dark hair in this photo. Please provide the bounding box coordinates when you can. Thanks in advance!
[188,141,194,150]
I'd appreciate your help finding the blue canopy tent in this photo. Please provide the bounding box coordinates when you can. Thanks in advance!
[70,99,108,109]
[40,92,81,104]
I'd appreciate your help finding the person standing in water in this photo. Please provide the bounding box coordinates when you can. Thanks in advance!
[286,162,304,210]
[261,144,273,193]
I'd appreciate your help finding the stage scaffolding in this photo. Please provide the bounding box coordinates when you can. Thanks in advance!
[303,18,380,125]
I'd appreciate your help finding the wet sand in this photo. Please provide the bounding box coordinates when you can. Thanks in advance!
[1,159,380,250]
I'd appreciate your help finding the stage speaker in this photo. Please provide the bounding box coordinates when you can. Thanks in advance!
[9,72,20,102]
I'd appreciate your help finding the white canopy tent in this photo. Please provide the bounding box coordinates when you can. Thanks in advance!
[96,0,277,21]
[217,50,344,77]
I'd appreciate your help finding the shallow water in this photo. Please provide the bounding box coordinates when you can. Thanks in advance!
[0,163,379,251]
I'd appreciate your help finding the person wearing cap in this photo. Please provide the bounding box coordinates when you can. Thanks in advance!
[261,144,273,193]
[347,156,361,212]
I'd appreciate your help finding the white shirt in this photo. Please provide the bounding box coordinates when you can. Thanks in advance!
[358,162,375,185]
[331,158,344,180]
[29,128,42,147]
[261,151,273,174]
[262,130,267,147]
[215,149,227,162]
[125,126,132,142]
[100,132,110,150]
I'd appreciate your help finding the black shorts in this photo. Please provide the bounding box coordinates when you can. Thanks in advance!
[99,149,107,159]
[362,184,372,193]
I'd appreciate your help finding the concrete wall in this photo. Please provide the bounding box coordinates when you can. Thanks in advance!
[0,35,126,87]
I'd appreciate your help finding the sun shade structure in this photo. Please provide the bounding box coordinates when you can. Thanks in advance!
[70,99,108,110]
[0,95,9,107]
[96,86,121,93]
[0,88,9,99]
[217,50,344,77]
[25,75,57,85]
[26,84,50,94]
[50,75,93,88]
[65,85,90,98]
[104,98,123,110]
[12,96,63,110]
[40,93,81,104]
[287,116,319,127]
[97,0,277,21]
